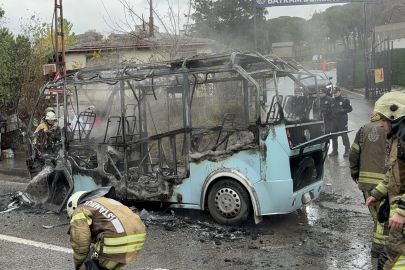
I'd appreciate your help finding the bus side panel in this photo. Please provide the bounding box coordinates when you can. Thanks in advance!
[186,150,262,205]
[260,126,291,183]
[167,178,193,204]
[254,180,323,215]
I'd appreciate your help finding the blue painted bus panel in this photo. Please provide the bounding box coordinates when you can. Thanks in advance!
[254,179,323,214]
[260,126,291,182]
[187,150,261,205]
[73,174,100,192]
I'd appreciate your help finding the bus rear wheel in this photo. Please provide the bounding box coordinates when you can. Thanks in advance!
[207,179,252,226]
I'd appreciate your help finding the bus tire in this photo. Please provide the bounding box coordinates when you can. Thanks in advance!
[207,179,252,226]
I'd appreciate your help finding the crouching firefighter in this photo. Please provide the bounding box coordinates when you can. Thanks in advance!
[366,92,405,269]
[67,186,146,270]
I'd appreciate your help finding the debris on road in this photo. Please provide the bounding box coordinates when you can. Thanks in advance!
[42,222,71,229]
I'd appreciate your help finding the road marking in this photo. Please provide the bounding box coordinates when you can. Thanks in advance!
[340,87,364,97]
[348,120,355,125]
[0,234,72,253]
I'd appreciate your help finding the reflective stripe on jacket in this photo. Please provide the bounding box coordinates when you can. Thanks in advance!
[68,197,146,266]
[349,121,391,191]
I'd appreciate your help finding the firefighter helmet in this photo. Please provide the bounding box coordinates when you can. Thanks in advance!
[374,92,405,121]
[66,186,116,218]
[45,111,57,120]
[46,107,55,113]
[67,191,88,218]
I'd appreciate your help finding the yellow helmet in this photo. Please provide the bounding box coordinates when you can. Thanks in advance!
[374,92,405,121]
[66,191,88,218]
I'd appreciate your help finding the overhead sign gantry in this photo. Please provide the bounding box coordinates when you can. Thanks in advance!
[254,0,374,8]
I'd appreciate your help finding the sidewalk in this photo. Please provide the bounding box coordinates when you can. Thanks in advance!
[0,151,29,177]
[340,85,405,98]
[341,87,366,96]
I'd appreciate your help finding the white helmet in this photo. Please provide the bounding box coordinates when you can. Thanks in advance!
[45,111,57,120]
[67,191,88,218]
[66,186,116,218]
[374,92,405,122]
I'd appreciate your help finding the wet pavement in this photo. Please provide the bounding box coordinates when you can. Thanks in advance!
[0,151,28,177]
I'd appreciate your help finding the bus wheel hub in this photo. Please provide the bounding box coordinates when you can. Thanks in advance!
[215,188,241,217]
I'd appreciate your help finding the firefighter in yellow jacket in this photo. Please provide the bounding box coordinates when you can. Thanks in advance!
[349,113,392,257]
[366,92,405,269]
[67,186,146,270]
[33,111,58,143]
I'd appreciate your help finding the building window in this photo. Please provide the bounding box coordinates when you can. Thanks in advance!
[276,48,283,55]
[284,47,290,54]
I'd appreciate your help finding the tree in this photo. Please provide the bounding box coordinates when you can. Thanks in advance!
[375,0,405,25]
[323,3,364,52]
[305,12,329,59]
[103,0,199,61]
[38,18,76,64]
[190,0,267,51]
[0,9,32,115]
[265,16,306,56]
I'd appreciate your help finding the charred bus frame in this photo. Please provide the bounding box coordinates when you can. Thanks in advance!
[22,52,340,225]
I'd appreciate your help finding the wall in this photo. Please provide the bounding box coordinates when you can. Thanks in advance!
[65,45,213,70]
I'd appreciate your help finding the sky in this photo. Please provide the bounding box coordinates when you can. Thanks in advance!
[1,0,342,36]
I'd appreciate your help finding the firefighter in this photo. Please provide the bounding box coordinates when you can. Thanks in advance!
[329,87,352,157]
[33,111,58,143]
[67,186,146,270]
[349,113,392,258]
[365,91,405,269]
[285,88,308,120]
[39,107,56,124]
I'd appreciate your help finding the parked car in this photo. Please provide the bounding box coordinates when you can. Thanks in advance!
[296,70,333,97]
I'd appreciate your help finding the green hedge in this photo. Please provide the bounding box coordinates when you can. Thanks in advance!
[354,53,365,88]
[392,49,405,87]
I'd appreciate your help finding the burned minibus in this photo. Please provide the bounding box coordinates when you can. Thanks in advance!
[21,52,344,225]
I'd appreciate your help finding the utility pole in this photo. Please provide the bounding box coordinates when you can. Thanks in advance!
[254,7,257,52]
[149,0,154,37]
[54,0,66,75]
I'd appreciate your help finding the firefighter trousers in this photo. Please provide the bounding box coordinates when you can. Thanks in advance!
[363,191,390,255]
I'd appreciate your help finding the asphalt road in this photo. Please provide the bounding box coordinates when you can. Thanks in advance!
[0,72,379,270]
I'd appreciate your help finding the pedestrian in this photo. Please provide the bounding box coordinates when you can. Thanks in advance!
[285,88,308,120]
[329,86,353,157]
[349,113,391,258]
[365,91,405,269]
[67,186,146,270]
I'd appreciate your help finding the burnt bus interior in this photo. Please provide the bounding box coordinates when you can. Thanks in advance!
[22,52,325,213]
